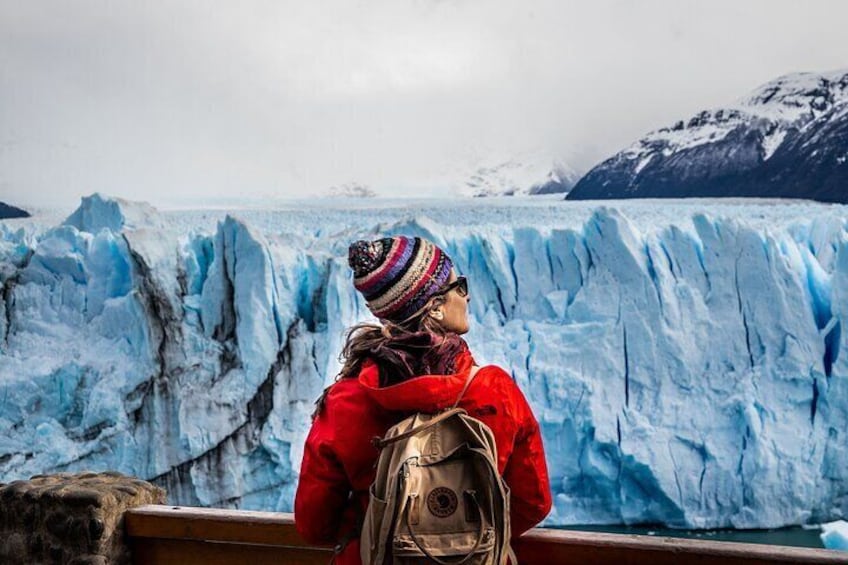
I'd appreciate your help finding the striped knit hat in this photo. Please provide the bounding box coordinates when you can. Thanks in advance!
[348,236,453,322]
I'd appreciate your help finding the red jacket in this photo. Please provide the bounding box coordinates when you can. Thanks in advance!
[294,349,552,565]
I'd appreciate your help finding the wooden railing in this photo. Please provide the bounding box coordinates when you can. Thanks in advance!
[125,505,848,565]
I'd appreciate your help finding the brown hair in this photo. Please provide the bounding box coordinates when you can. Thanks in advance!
[337,294,457,386]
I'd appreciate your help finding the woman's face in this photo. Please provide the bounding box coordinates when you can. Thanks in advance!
[436,270,470,335]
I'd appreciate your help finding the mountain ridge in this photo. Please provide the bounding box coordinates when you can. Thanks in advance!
[460,156,581,197]
[567,69,848,202]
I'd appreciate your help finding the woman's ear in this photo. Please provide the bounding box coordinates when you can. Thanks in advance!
[430,310,444,321]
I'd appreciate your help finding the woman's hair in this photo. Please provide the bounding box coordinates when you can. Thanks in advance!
[337,293,461,386]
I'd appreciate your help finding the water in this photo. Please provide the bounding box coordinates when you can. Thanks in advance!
[555,524,824,549]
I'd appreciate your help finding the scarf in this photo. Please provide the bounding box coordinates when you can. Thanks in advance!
[369,331,472,387]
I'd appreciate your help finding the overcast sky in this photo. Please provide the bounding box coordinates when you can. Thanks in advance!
[1,0,847,208]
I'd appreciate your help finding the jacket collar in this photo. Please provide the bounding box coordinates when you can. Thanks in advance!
[357,349,475,413]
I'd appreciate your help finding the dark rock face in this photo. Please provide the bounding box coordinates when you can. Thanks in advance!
[0,202,30,219]
[568,71,848,202]
[752,107,848,202]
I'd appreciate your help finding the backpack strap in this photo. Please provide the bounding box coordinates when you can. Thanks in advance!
[330,526,359,564]
[373,408,466,449]
[330,492,366,563]
[372,365,479,450]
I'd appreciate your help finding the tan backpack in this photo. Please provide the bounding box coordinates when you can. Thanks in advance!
[360,370,515,564]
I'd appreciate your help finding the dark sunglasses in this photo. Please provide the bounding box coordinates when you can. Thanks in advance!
[438,276,468,297]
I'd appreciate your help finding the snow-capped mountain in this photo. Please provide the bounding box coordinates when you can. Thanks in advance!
[459,156,581,197]
[567,69,848,202]
[2,194,848,529]
[323,183,377,198]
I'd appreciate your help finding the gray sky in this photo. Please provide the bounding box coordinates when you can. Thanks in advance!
[1,0,847,208]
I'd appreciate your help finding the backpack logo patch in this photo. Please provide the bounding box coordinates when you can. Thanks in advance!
[426,487,458,517]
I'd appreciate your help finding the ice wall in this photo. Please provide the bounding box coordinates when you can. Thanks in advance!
[1,194,847,529]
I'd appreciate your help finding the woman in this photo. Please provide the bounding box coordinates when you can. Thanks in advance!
[295,236,551,564]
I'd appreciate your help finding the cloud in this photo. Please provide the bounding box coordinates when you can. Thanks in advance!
[1,0,847,207]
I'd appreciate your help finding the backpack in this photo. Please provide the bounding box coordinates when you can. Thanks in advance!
[360,370,515,564]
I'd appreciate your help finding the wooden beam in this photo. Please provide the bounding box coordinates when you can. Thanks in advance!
[125,505,848,565]
[130,538,329,565]
[126,505,309,547]
[514,527,848,564]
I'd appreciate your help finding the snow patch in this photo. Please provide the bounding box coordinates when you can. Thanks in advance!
[322,183,377,198]
[761,128,787,161]
[458,154,580,197]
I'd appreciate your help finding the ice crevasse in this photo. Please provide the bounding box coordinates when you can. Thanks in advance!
[0,193,846,530]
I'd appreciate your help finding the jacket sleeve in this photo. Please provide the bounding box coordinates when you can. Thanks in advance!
[294,405,351,545]
[503,383,552,537]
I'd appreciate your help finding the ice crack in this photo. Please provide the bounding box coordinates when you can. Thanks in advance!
[623,325,630,407]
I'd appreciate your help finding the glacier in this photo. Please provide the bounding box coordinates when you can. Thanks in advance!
[1,193,847,530]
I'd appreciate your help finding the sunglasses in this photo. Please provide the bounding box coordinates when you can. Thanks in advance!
[438,276,468,298]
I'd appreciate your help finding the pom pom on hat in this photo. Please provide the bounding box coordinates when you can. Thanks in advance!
[348,238,392,278]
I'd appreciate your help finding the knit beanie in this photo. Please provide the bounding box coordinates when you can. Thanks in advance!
[348,236,453,322]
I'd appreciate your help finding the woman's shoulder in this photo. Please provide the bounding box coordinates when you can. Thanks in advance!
[469,364,526,405]
[312,375,398,457]
[475,364,516,386]
[312,376,375,422]
[323,375,370,404]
